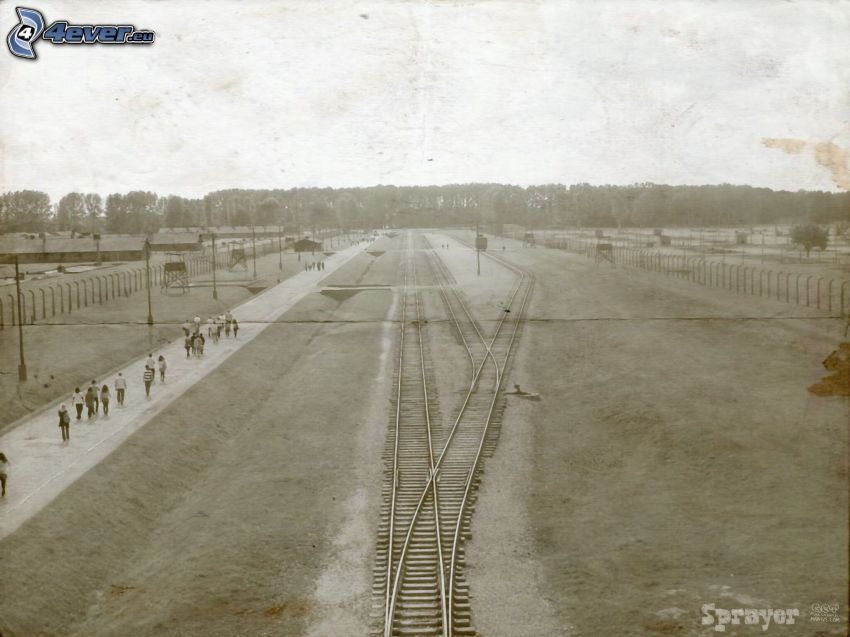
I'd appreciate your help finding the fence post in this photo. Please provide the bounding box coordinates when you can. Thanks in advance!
[806,275,814,307]
[39,287,46,319]
[784,273,791,303]
[828,279,835,313]
[842,281,850,317]
[50,285,56,316]
[97,277,103,303]
[7,294,15,326]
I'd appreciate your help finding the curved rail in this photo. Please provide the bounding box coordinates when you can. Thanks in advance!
[382,231,534,636]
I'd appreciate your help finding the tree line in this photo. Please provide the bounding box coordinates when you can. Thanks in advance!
[1,183,849,235]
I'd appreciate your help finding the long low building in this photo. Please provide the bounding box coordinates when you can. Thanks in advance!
[0,234,146,264]
[147,232,203,252]
[161,226,284,240]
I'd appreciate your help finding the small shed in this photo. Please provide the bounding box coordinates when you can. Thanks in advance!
[293,239,322,253]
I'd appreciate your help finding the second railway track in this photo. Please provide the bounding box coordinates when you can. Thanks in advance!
[372,231,534,637]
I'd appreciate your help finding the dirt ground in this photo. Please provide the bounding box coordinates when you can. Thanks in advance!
[460,233,848,637]
[0,239,401,637]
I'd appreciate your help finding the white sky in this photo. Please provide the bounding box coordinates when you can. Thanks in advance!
[1,0,849,201]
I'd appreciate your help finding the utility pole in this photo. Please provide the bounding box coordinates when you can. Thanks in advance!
[476,222,481,276]
[15,255,27,381]
[144,241,154,325]
[251,225,257,279]
[212,233,219,300]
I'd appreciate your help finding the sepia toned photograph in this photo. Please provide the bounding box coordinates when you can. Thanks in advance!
[0,1,848,635]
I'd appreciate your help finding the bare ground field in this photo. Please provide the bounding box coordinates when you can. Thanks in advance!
[0,239,401,637]
[458,233,848,637]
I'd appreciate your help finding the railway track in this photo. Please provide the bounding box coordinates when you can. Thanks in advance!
[372,232,534,637]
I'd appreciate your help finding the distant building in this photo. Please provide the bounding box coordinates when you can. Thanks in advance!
[293,238,323,253]
[147,231,203,252]
[198,226,282,241]
[0,233,146,264]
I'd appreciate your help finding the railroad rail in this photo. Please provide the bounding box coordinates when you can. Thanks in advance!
[372,231,534,636]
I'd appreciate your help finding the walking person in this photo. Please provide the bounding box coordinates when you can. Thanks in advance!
[58,404,71,441]
[89,380,100,413]
[158,355,167,382]
[85,385,96,420]
[198,332,206,357]
[146,353,156,373]
[115,373,127,406]
[232,318,239,339]
[182,320,191,337]
[100,384,111,416]
[207,316,214,337]
[143,366,154,398]
[72,387,84,420]
[185,334,193,358]
[0,453,8,497]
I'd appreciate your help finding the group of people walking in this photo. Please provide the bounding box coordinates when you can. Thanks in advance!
[68,380,112,421]
[182,312,238,359]
[57,352,166,442]
[3,305,252,499]
[305,261,325,271]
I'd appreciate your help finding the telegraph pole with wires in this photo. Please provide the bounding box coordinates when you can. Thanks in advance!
[14,255,27,381]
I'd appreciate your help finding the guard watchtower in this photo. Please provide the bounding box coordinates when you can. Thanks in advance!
[162,252,189,293]
[596,243,615,266]
[228,245,247,271]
